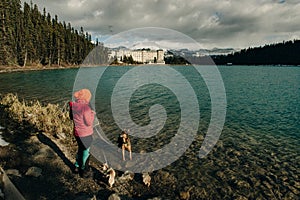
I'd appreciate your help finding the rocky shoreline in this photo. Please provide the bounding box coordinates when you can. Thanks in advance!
[0,65,80,74]
[1,92,299,199]
[0,93,186,200]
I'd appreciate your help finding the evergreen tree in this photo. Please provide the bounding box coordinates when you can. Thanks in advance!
[213,40,300,65]
[22,2,35,66]
[0,1,104,67]
[0,0,16,65]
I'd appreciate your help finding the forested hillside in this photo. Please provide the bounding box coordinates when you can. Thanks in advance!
[213,40,300,65]
[0,0,105,67]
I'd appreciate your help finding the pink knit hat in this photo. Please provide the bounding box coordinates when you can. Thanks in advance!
[74,89,92,103]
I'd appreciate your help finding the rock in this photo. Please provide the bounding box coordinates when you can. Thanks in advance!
[179,191,190,200]
[5,169,21,177]
[215,171,225,180]
[55,132,66,140]
[233,195,248,200]
[0,134,9,146]
[284,191,297,199]
[154,170,177,186]
[179,186,194,200]
[118,171,134,182]
[124,161,135,168]
[262,181,272,190]
[287,185,299,195]
[33,147,55,160]
[232,150,241,157]
[281,176,288,182]
[25,167,42,177]
[107,193,120,200]
[236,180,250,189]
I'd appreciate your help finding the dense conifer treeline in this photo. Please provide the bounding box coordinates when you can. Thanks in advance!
[213,40,300,65]
[0,0,105,67]
[165,39,300,65]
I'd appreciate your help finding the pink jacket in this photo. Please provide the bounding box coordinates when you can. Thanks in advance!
[69,100,94,137]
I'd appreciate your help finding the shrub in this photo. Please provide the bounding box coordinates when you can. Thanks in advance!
[0,93,73,138]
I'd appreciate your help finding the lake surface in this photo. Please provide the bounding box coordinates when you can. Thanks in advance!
[0,65,299,199]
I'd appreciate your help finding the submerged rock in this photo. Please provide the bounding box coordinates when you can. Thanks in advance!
[107,193,121,200]
[33,146,55,160]
[179,186,194,200]
[179,190,190,200]
[25,167,42,177]
[5,169,21,177]
[118,171,134,182]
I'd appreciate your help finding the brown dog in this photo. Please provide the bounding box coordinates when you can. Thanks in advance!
[107,168,116,188]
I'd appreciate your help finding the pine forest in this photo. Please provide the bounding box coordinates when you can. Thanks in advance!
[0,0,107,67]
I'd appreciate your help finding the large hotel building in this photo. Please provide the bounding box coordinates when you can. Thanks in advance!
[109,49,165,64]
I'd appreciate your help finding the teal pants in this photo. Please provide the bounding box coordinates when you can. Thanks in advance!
[75,135,93,170]
[75,148,90,169]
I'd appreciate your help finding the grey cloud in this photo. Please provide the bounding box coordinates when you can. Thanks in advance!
[22,0,300,49]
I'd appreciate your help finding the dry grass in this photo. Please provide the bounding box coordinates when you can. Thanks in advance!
[0,93,73,139]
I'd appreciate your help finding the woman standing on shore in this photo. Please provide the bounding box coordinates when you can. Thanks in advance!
[69,89,95,178]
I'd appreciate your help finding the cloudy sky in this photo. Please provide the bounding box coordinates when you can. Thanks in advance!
[22,0,300,50]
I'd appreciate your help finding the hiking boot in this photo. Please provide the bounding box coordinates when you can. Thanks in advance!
[80,167,93,178]
[73,166,79,174]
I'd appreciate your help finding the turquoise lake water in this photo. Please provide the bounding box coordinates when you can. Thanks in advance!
[0,65,299,199]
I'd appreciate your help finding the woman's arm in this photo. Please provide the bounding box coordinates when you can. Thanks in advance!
[83,105,95,126]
